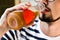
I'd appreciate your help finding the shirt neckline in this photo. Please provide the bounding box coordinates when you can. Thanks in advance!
[35,16,60,39]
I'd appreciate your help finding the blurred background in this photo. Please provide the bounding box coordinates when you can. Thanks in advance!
[0,0,20,17]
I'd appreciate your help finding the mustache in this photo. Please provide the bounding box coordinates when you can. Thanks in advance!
[41,3,51,14]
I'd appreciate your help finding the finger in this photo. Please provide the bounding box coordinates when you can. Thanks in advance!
[25,2,31,7]
[21,2,31,9]
[13,2,31,10]
[22,3,31,9]
[0,7,15,26]
[15,4,26,10]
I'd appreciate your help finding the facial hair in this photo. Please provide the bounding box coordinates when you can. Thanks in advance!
[39,6,60,23]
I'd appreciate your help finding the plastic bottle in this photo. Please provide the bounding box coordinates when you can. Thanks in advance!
[7,0,42,30]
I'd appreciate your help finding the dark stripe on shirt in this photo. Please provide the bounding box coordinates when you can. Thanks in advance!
[4,33,11,40]
[20,33,29,40]
[34,20,38,22]
[28,27,40,33]
[14,30,18,40]
[9,30,15,40]
[20,28,47,40]
[1,37,6,40]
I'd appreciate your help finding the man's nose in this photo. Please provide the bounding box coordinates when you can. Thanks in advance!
[42,0,48,5]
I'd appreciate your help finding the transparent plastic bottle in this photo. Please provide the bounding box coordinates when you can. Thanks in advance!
[7,0,44,30]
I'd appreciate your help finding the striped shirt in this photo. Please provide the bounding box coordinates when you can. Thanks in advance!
[1,16,47,40]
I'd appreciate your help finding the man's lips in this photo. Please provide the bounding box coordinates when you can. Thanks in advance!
[41,8,50,14]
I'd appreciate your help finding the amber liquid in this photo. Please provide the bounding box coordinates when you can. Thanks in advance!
[7,9,39,30]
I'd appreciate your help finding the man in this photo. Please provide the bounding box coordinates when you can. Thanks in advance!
[0,0,60,40]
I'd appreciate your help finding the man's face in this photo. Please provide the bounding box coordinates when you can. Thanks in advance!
[39,0,60,23]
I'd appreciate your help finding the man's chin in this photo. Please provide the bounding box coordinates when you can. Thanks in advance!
[39,15,60,23]
[39,17,54,23]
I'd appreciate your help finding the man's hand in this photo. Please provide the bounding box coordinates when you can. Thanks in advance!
[0,2,31,26]
[0,2,31,38]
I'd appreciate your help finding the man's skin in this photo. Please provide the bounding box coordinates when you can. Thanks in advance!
[40,0,60,37]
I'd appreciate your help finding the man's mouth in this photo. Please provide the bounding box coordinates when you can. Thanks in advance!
[41,7,51,14]
[39,7,54,23]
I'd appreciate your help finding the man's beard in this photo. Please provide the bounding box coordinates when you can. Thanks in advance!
[39,8,60,23]
[39,13,54,23]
